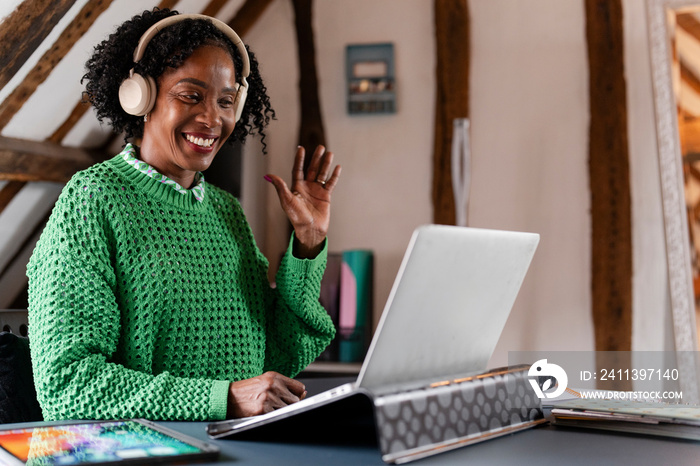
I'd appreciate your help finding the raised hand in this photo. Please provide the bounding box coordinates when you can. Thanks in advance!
[265,145,341,258]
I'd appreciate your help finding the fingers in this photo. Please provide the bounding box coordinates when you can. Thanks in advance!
[304,145,341,193]
[227,372,307,418]
[264,174,307,226]
[291,146,305,183]
[314,147,334,184]
[266,144,341,199]
[304,145,338,185]
[264,371,306,405]
[324,164,342,192]
[305,145,326,182]
[264,174,294,206]
[282,374,307,398]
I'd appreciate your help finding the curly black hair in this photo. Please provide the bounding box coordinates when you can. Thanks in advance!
[82,8,275,151]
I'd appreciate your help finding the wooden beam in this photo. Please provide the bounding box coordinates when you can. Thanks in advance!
[432,0,470,225]
[201,0,229,17]
[0,209,50,307]
[49,0,181,150]
[158,0,179,11]
[674,9,700,117]
[0,136,98,183]
[229,0,274,36]
[681,60,700,103]
[0,1,112,207]
[0,181,26,214]
[679,59,700,119]
[585,0,632,389]
[0,0,77,91]
[680,117,700,156]
[0,0,113,131]
[49,100,91,144]
[677,11,700,43]
[292,0,325,155]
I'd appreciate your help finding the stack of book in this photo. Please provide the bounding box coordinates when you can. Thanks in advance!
[544,394,700,440]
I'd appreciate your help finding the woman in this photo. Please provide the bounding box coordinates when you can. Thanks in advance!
[26,8,341,421]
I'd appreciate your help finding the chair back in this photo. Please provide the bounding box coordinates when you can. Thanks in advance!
[0,309,42,423]
[0,309,28,337]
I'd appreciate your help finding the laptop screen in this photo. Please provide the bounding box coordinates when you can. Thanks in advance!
[357,225,539,395]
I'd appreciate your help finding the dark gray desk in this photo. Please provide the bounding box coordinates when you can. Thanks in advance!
[3,419,698,465]
[159,377,700,465]
[4,377,700,465]
[164,421,700,465]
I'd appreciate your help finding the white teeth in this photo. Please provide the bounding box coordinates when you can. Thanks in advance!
[185,134,215,147]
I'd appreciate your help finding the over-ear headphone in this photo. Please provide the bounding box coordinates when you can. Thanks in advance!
[118,14,250,122]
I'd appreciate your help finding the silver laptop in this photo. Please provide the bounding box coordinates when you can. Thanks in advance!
[207,224,539,438]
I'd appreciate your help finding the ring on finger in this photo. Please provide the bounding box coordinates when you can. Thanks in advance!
[316,179,327,186]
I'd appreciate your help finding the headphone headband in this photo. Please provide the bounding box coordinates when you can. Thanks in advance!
[132,14,250,78]
[119,13,250,120]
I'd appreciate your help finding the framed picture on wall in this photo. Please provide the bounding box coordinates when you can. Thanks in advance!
[346,43,396,115]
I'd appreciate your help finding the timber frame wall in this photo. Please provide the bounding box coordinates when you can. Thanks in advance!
[430,0,633,359]
[1,0,638,354]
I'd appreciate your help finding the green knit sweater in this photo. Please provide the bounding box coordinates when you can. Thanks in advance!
[26,153,335,421]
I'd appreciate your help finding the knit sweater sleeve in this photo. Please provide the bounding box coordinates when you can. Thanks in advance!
[26,174,229,421]
[262,236,336,376]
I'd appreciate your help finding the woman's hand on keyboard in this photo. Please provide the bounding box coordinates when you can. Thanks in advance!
[226,372,308,418]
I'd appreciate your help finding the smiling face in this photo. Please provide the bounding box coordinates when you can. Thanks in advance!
[139,44,238,189]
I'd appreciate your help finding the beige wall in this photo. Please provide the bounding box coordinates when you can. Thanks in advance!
[469,0,593,363]
[240,0,676,364]
[244,0,435,323]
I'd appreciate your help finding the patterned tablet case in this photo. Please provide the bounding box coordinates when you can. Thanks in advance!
[374,366,544,463]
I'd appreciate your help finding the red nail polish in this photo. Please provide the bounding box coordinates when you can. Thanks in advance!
[264,175,272,183]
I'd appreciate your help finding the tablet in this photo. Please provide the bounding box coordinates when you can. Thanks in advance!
[0,419,219,465]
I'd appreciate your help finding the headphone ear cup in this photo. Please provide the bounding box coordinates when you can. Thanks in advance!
[119,73,157,116]
[233,84,248,123]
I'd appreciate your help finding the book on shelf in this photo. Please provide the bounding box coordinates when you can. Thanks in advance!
[316,249,373,364]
